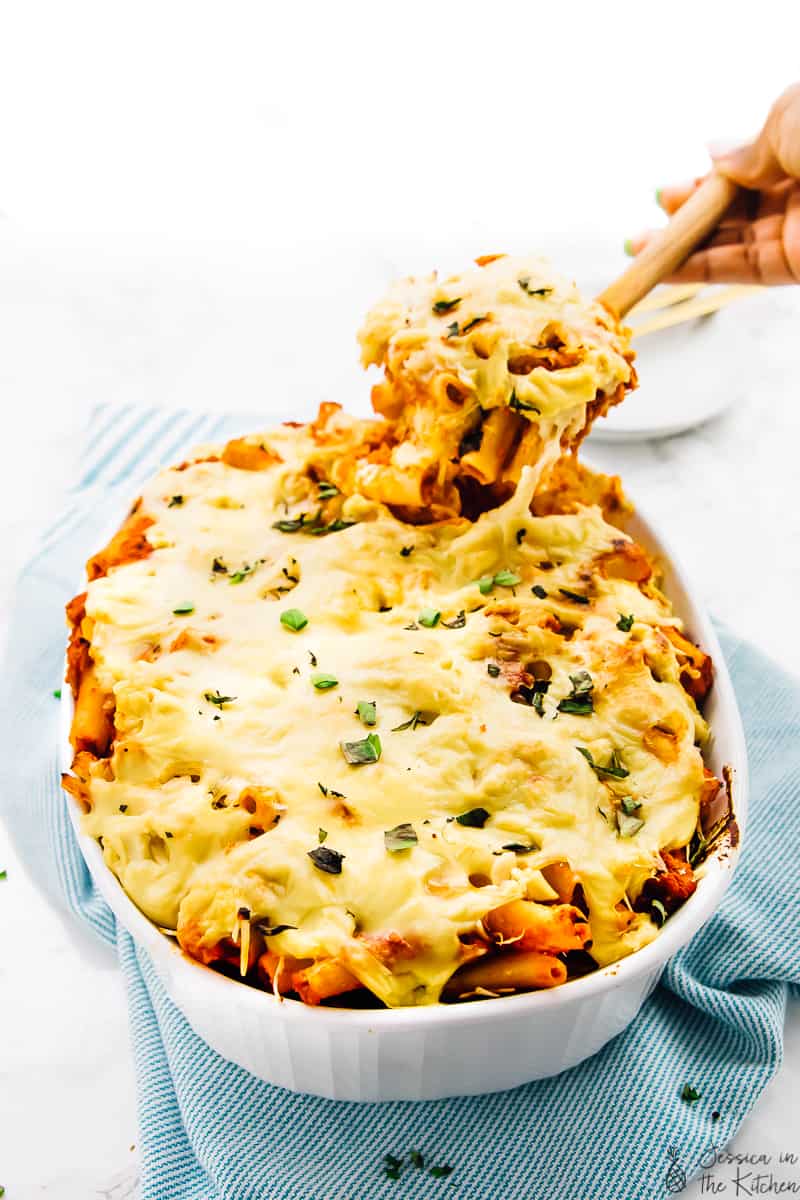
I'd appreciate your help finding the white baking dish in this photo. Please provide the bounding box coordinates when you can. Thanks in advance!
[59,490,747,1102]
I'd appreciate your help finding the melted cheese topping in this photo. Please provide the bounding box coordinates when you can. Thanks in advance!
[357,254,635,499]
[78,422,707,1008]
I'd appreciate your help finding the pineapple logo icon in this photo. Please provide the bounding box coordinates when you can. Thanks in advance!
[665,1146,687,1194]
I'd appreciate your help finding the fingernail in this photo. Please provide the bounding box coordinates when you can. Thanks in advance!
[624,238,634,257]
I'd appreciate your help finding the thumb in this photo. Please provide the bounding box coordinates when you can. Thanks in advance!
[713,82,800,188]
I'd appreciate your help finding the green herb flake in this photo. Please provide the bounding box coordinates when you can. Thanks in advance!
[400,545,414,557]
[617,812,645,838]
[493,569,521,588]
[203,690,236,709]
[559,587,590,605]
[445,321,460,339]
[441,610,466,629]
[531,584,547,599]
[508,389,541,414]
[487,663,501,677]
[518,276,553,298]
[53,688,62,700]
[172,602,195,615]
[385,1154,403,1171]
[500,842,538,855]
[455,807,490,828]
[385,1166,401,1181]
[340,732,382,764]
[418,607,441,628]
[557,670,594,716]
[318,827,328,843]
[533,690,545,717]
[317,782,346,799]
[256,922,298,937]
[392,711,431,732]
[308,846,344,874]
[212,556,228,574]
[620,796,641,815]
[168,494,184,507]
[433,297,461,314]
[477,574,495,595]
[410,1150,425,1169]
[617,613,634,632]
[356,700,377,726]
[430,1165,453,1179]
[384,823,418,852]
[516,528,527,545]
[651,898,668,927]
[317,481,339,500]
[576,746,629,779]
[311,672,338,691]
[0,869,7,881]
[681,1084,702,1105]
[280,608,308,632]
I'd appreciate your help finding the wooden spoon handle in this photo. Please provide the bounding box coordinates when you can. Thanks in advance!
[597,172,740,318]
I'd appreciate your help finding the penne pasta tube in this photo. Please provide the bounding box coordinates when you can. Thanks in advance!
[502,422,544,485]
[71,666,115,757]
[86,510,154,581]
[460,407,520,485]
[443,950,567,998]
[485,900,590,954]
[291,959,362,1005]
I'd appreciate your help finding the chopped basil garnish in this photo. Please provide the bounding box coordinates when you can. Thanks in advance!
[516,528,526,545]
[400,545,414,557]
[487,663,501,677]
[617,812,645,838]
[0,869,7,880]
[493,569,521,588]
[441,610,466,629]
[308,846,344,874]
[477,570,520,594]
[53,688,61,700]
[212,556,228,574]
[500,842,538,854]
[557,670,594,716]
[384,823,418,852]
[650,899,667,927]
[681,1084,702,1105]
[430,1166,453,1179]
[355,700,377,726]
[418,607,441,628]
[620,796,641,815]
[533,691,545,717]
[317,782,346,799]
[168,495,184,507]
[340,732,382,764]
[445,315,485,338]
[256,922,298,937]
[576,746,629,779]
[317,481,339,500]
[559,588,590,605]
[311,672,338,690]
[410,1150,425,1169]
[392,711,431,732]
[617,613,634,632]
[280,608,308,632]
[203,690,236,708]
[455,807,490,828]
[229,562,258,584]
[433,297,461,314]
[172,602,195,615]
[518,276,553,297]
[445,321,460,338]
[531,584,547,599]
[318,827,328,843]
[508,389,541,414]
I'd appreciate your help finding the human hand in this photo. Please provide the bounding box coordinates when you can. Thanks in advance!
[626,83,800,284]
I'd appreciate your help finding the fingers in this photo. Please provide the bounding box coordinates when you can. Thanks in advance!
[713,82,800,188]
[668,240,795,285]
[656,181,704,216]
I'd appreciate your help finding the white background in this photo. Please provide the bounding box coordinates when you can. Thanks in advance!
[1,2,799,1197]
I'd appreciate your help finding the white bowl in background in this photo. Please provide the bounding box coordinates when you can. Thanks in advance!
[59,489,747,1101]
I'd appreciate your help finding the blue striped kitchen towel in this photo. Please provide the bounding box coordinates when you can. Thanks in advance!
[3,403,799,1200]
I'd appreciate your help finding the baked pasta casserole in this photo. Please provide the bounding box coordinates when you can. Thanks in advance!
[63,256,732,1009]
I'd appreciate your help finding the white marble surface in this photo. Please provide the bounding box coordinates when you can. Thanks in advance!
[1,231,799,1197]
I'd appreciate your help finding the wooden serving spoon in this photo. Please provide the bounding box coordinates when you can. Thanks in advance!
[597,172,740,318]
